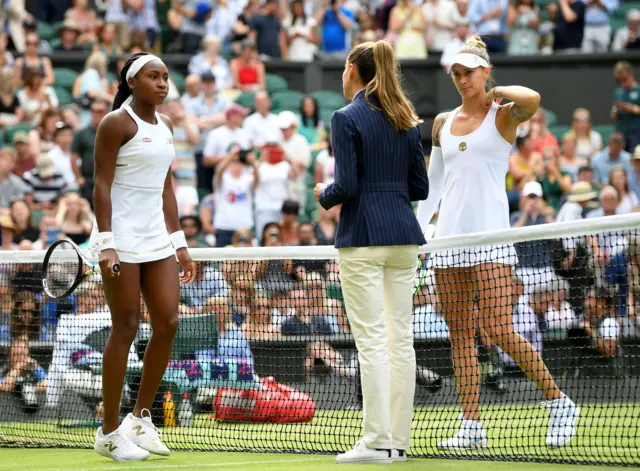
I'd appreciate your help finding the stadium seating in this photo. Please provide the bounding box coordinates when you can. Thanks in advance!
[311,90,347,111]
[235,91,256,110]
[53,86,74,107]
[53,68,78,90]
[550,124,571,142]
[169,70,186,94]
[541,108,558,126]
[4,123,33,144]
[265,74,288,94]
[271,90,304,112]
[595,124,616,144]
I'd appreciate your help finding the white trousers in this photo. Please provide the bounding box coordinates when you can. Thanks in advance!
[338,245,418,451]
[581,23,612,53]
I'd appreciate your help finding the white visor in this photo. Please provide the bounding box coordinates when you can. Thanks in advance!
[448,53,489,74]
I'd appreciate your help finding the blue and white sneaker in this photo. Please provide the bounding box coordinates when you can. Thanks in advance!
[437,419,488,450]
[543,395,580,447]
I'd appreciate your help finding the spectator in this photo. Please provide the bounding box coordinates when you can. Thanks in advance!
[507,0,540,55]
[279,111,311,209]
[285,0,320,61]
[353,11,381,46]
[280,199,300,245]
[293,221,328,278]
[528,109,559,154]
[204,296,254,369]
[188,35,233,91]
[3,200,40,249]
[315,137,335,186]
[166,99,199,189]
[229,0,261,55]
[422,0,458,53]
[299,95,325,145]
[54,20,83,52]
[559,134,587,182]
[537,146,572,213]
[17,69,59,125]
[577,165,599,199]
[612,8,640,51]
[180,264,228,310]
[629,146,640,200]
[566,108,602,162]
[507,133,542,208]
[127,0,161,49]
[204,0,235,46]
[204,103,251,183]
[510,181,555,228]
[0,32,15,69]
[581,0,617,53]
[230,39,266,92]
[576,286,621,359]
[586,186,627,271]
[180,74,201,112]
[61,104,81,131]
[170,168,200,217]
[467,0,509,53]
[281,287,337,335]
[242,295,281,340]
[92,23,124,56]
[56,193,93,246]
[556,181,598,222]
[612,61,640,153]
[388,0,428,59]
[254,222,295,296]
[22,154,66,209]
[11,133,35,177]
[213,141,259,248]
[315,0,355,56]
[250,0,287,59]
[315,204,339,245]
[609,167,639,214]
[545,276,578,331]
[243,91,281,148]
[104,0,130,48]
[198,193,216,245]
[550,0,585,54]
[0,67,23,129]
[174,0,211,54]
[219,229,256,290]
[72,53,114,127]
[0,148,31,209]
[180,214,209,248]
[591,132,632,187]
[65,0,100,45]
[22,20,54,55]
[441,18,470,71]
[70,99,108,204]
[254,143,293,237]
[32,209,62,250]
[14,33,55,86]
[48,121,77,190]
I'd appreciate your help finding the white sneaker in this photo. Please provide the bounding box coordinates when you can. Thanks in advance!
[391,449,408,462]
[437,419,488,450]
[336,440,392,464]
[94,427,150,462]
[543,395,580,447]
[120,408,171,456]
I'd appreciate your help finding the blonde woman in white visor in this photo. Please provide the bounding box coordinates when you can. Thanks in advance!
[91,53,196,461]
[417,35,579,450]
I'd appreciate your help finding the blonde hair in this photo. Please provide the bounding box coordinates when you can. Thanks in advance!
[615,61,633,75]
[456,35,495,91]
[0,67,14,93]
[85,52,108,78]
[347,40,421,131]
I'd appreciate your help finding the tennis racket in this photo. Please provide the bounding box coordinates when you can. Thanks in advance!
[41,239,120,299]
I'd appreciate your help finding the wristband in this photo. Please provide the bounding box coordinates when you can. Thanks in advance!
[95,232,117,253]
[170,230,188,251]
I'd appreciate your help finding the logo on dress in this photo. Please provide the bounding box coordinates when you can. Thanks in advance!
[459,142,467,152]
[142,137,152,143]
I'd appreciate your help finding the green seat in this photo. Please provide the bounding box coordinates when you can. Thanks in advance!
[265,74,288,94]
[613,2,640,20]
[106,71,118,85]
[53,86,74,107]
[541,107,558,126]
[53,67,78,90]
[169,71,185,94]
[311,90,347,111]
[37,22,58,42]
[4,123,33,144]
[235,91,256,110]
[49,38,61,50]
[172,313,218,360]
[549,124,572,143]
[610,16,627,31]
[595,124,616,145]
[271,90,304,112]
[320,108,335,127]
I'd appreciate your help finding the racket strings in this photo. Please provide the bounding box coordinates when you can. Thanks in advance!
[43,241,82,298]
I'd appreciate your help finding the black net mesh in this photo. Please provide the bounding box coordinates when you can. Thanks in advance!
[0,229,639,466]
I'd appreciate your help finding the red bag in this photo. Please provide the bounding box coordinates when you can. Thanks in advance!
[212,377,316,423]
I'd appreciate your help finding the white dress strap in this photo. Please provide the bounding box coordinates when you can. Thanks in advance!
[123,105,145,128]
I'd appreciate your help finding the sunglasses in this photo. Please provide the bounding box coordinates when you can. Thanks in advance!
[181,223,197,229]
[26,41,38,46]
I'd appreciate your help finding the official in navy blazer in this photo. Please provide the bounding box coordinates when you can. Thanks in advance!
[313,40,429,465]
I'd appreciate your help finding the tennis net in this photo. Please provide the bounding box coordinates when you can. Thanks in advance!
[0,213,639,466]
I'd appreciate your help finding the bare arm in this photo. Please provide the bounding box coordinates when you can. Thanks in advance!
[493,85,541,141]
[159,115,181,235]
[42,58,55,86]
[256,62,266,90]
[558,0,578,22]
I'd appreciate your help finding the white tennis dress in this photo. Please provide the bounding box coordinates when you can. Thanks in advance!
[418,102,518,268]
[89,105,176,263]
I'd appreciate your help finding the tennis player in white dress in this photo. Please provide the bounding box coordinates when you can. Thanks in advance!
[90,53,196,461]
[417,36,579,450]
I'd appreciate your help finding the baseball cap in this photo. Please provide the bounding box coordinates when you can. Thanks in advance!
[36,154,55,179]
[200,71,216,82]
[628,8,640,22]
[277,110,299,129]
[225,103,249,120]
[522,181,543,197]
[12,132,29,145]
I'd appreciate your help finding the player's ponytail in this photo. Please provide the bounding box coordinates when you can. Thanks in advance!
[112,52,149,111]
[347,40,421,132]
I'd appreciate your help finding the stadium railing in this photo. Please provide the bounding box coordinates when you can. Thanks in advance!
[0,213,639,465]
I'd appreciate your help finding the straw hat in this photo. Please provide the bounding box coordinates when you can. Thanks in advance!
[567,181,598,202]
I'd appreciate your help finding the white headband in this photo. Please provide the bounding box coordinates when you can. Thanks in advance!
[448,53,490,74]
[122,55,165,108]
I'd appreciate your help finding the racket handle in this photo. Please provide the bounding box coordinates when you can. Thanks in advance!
[112,263,121,275]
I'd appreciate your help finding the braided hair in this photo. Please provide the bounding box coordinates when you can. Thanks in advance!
[112,52,150,111]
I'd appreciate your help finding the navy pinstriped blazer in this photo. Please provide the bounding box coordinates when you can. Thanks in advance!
[319,90,429,249]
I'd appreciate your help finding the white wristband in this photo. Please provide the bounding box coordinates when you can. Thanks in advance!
[170,230,188,251]
[95,232,117,253]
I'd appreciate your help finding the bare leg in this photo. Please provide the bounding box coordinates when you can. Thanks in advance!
[134,256,180,416]
[477,263,563,401]
[101,262,142,434]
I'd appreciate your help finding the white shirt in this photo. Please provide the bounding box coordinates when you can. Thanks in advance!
[599,317,620,340]
[282,133,311,207]
[214,169,255,231]
[175,185,199,217]
[243,112,282,148]
[204,125,251,159]
[48,145,78,190]
[417,102,512,236]
[255,161,291,211]
[315,149,335,185]
[513,294,537,334]
[285,16,319,61]
[422,0,458,51]
[440,37,466,70]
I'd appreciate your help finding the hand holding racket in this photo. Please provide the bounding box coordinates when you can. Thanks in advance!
[99,248,121,278]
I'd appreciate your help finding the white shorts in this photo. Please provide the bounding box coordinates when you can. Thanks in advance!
[89,227,175,264]
[428,244,519,269]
